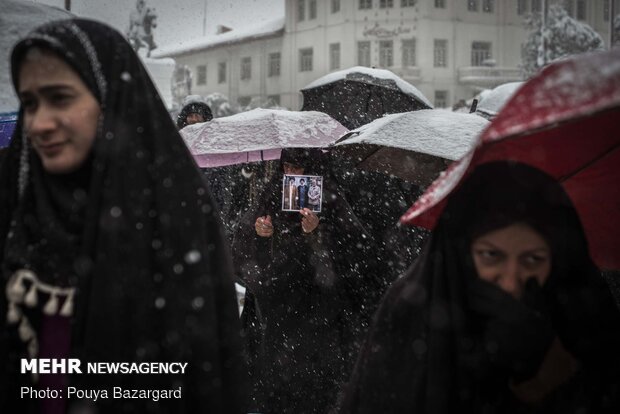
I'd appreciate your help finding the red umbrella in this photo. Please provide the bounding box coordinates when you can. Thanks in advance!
[401,48,620,270]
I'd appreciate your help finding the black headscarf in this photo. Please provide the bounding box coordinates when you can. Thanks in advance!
[279,147,326,172]
[0,19,246,413]
[337,161,620,414]
[176,101,213,129]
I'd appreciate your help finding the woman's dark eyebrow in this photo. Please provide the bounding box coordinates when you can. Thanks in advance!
[19,84,75,96]
[520,247,550,256]
[472,240,498,249]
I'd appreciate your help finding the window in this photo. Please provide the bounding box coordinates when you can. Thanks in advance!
[309,0,317,19]
[298,0,305,21]
[268,52,281,77]
[197,65,206,85]
[482,0,494,13]
[330,43,341,70]
[332,0,340,13]
[267,95,281,107]
[358,41,371,66]
[359,0,372,10]
[434,39,447,67]
[517,0,527,15]
[531,0,541,13]
[402,38,416,67]
[379,40,393,67]
[468,0,479,12]
[240,57,252,80]
[380,0,394,8]
[471,41,492,66]
[576,0,586,20]
[218,62,226,83]
[434,90,448,108]
[435,0,445,8]
[402,0,416,6]
[299,48,313,72]
[604,0,610,21]
[564,0,574,17]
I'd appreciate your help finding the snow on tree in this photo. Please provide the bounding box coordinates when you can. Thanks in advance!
[521,4,605,78]
[204,93,239,118]
[242,96,288,112]
[200,94,286,118]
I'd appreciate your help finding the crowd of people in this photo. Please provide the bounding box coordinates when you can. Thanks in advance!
[0,18,618,414]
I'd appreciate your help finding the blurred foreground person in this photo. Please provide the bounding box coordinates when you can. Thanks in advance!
[337,162,620,414]
[0,19,246,413]
[232,148,382,414]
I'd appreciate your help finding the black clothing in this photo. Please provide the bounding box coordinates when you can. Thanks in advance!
[1,19,246,413]
[203,160,278,243]
[232,151,382,414]
[176,101,213,129]
[297,184,308,209]
[337,162,620,414]
[333,166,429,283]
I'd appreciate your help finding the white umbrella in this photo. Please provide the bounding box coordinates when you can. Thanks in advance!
[181,108,348,167]
[332,109,489,186]
[476,82,524,120]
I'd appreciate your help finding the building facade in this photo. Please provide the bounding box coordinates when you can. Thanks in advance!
[154,0,618,110]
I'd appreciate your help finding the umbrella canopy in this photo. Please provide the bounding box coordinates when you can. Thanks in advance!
[301,66,432,130]
[180,108,347,240]
[401,47,620,270]
[331,109,488,187]
[475,81,524,120]
[181,108,347,167]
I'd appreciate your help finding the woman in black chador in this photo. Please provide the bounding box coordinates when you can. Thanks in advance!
[337,162,620,414]
[232,148,383,414]
[0,19,246,413]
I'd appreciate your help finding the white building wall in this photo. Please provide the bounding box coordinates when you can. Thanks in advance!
[159,0,617,111]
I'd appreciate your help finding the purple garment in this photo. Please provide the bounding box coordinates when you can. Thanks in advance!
[0,112,17,148]
[38,314,71,414]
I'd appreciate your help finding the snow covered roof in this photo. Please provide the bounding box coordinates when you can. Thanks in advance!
[335,109,488,161]
[1,0,73,113]
[152,16,285,58]
[181,108,348,154]
[301,66,433,108]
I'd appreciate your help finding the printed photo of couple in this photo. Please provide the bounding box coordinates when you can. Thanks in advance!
[282,174,323,213]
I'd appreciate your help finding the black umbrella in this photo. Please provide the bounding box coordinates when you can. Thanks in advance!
[301,67,432,129]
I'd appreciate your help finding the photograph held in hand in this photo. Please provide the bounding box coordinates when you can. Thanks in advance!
[281,174,323,213]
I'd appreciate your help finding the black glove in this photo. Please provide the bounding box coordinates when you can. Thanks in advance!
[468,278,555,383]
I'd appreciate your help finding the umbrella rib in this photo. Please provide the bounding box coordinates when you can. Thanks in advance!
[357,145,383,166]
[558,142,620,183]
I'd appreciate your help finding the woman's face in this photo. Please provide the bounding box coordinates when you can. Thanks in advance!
[470,222,551,299]
[18,48,101,174]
